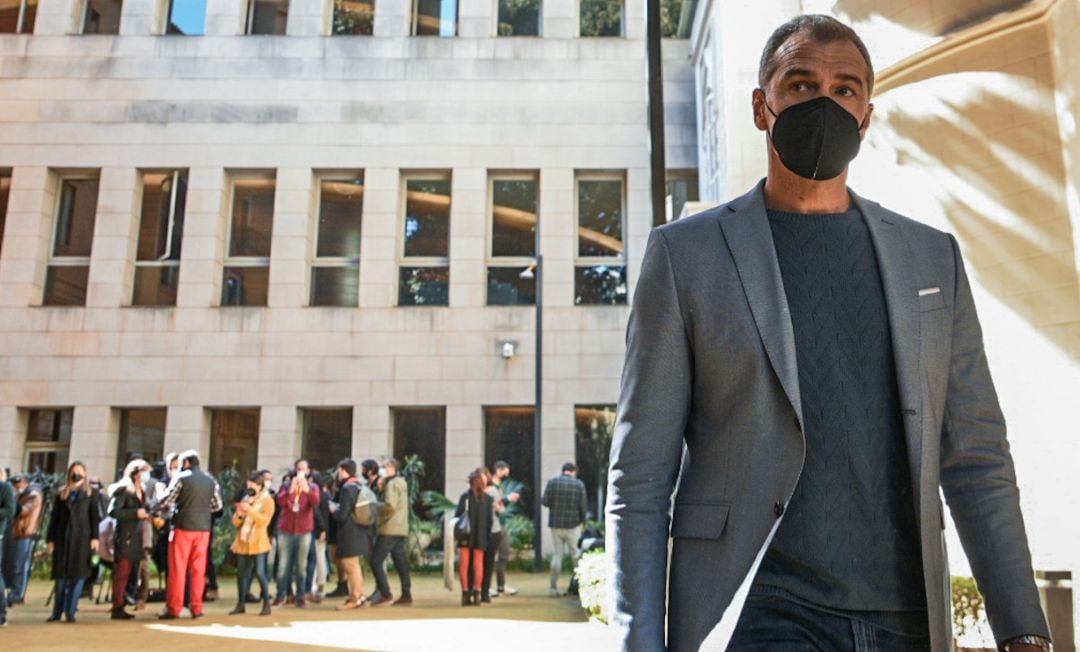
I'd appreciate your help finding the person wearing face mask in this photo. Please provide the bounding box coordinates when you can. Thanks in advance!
[107,459,152,620]
[45,462,101,623]
[606,14,1050,652]
[229,472,274,616]
[7,473,43,608]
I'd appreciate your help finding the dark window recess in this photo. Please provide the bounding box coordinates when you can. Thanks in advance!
[574,405,616,521]
[332,0,373,35]
[209,408,260,476]
[574,264,627,305]
[301,408,353,475]
[487,267,535,306]
[393,407,446,507]
[311,266,359,307]
[222,266,270,307]
[497,0,539,36]
[117,408,167,478]
[484,406,535,517]
[398,266,449,306]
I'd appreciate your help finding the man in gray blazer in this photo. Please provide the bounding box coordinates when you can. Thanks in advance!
[606,14,1051,652]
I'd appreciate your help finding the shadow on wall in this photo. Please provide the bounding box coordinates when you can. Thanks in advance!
[831,0,1034,36]
[874,25,1079,354]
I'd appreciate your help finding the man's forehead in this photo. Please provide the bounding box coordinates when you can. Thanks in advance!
[772,34,868,80]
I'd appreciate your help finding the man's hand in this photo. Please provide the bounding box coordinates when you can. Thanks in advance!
[319,532,327,543]
[508,492,520,503]
[90,540,99,554]
[136,508,149,520]
[235,502,249,514]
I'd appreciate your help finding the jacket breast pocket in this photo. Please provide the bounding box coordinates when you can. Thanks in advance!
[919,289,946,312]
[670,501,731,540]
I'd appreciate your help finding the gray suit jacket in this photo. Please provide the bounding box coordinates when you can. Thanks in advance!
[605,181,1050,651]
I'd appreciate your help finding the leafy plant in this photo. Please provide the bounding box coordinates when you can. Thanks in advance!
[420,489,456,520]
[211,463,242,572]
[575,550,610,623]
[498,478,528,518]
[504,513,535,551]
[332,0,374,35]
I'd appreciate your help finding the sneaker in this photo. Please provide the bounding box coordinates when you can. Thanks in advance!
[111,608,135,620]
[327,584,348,598]
[191,612,204,620]
[157,611,180,620]
[295,597,306,609]
[370,594,394,606]
[271,597,284,607]
[549,588,561,597]
[502,586,519,596]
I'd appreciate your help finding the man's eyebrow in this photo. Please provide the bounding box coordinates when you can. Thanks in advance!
[778,68,867,89]
[835,72,866,88]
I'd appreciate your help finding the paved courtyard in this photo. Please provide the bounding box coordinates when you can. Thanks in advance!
[1,571,618,651]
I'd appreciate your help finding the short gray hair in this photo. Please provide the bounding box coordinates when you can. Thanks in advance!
[759,15,874,97]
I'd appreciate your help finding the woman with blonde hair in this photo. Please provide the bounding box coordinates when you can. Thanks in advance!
[107,458,152,620]
[230,471,274,616]
[46,461,101,623]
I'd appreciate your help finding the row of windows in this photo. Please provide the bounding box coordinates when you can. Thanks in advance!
[21,403,616,517]
[0,0,690,38]
[0,168,698,308]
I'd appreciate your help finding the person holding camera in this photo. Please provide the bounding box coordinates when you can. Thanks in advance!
[229,471,274,616]
[273,459,320,608]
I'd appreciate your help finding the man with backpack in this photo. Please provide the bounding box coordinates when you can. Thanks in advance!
[370,457,412,606]
[329,458,374,610]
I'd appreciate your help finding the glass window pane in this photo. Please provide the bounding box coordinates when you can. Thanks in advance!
[0,1,19,32]
[317,177,364,258]
[579,0,621,36]
[311,266,359,307]
[487,267,535,306]
[491,179,536,257]
[393,407,446,500]
[666,172,699,221]
[53,178,99,258]
[229,178,274,258]
[44,265,89,306]
[210,408,260,476]
[83,0,122,34]
[22,0,38,34]
[301,408,353,475]
[26,450,68,475]
[660,0,685,38]
[496,0,539,36]
[332,0,373,35]
[27,409,73,443]
[414,0,456,36]
[398,266,449,306]
[133,265,179,306]
[222,266,270,306]
[138,172,185,262]
[0,173,9,257]
[248,0,288,35]
[574,264,627,305]
[403,178,450,257]
[483,406,534,517]
[167,0,206,34]
[574,405,615,521]
[577,179,624,257]
[117,408,167,477]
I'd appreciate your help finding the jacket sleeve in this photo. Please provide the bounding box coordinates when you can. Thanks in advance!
[335,485,357,524]
[938,235,1049,643]
[109,492,140,522]
[606,228,692,651]
[46,495,60,544]
[89,490,102,542]
[0,483,14,523]
[454,494,466,519]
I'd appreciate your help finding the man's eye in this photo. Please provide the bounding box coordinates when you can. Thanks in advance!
[837,87,855,97]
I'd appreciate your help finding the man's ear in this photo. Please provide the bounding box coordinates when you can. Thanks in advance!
[859,102,874,138]
[752,89,769,132]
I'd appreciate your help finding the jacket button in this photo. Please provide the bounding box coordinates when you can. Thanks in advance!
[774,502,785,517]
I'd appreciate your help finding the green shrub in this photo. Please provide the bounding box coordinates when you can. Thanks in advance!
[504,514,535,551]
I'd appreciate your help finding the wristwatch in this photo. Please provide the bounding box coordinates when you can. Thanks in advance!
[1002,635,1053,651]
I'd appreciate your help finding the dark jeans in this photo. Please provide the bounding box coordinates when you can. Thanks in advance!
[51,577,86,620]
[481,531,503,597]
[729,594,931,652]
[236,553,269,604]
[371,535,411,598]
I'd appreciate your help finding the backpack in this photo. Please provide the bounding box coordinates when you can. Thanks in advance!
[350,482,378,527]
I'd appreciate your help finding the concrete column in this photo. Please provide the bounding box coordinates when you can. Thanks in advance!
[538,167,574,307]
[176,167,227,308]
[68,405,119,482]
[444,403,480,496]
[457,0,489,38]
[0,167,55,308]
[358,167,398,308]
[258,405,300,473]
[86,167,139,308]
[0,407,28,472]
[542,0,575,38]
[373,0,409,37]
[353,404,390,461]
[33,0,81,35]
[268,167,312,308]
[449,168,485,307]
[119,0,161,35]
[623,0,641,39]
[205,0,246,36]
[286,0,330,36]
[163,405,209,460]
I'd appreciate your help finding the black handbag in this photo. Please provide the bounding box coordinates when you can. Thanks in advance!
[453,512,471,546]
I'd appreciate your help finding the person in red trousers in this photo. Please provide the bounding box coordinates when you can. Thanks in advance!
[154,450,222,620]
[107,458,152,619]
[454,469,493,606]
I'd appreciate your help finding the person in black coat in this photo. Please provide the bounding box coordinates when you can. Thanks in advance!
[329,459,372,610]
[454,469,494,606]
[46,461,101,623]
[107,459,152,620]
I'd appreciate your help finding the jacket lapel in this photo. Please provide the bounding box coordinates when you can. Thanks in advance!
[852,191,924,504]
[717,181,803,425]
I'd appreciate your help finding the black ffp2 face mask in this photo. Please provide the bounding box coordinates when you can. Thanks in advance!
[762,94,867,181]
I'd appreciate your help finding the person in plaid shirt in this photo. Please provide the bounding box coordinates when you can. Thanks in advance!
[541,462,588,597]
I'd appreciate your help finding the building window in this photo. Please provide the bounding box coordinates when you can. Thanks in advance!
[574,404,615,521]
[24,408,73,474]
[117,408,167,477]
[332,0,373,35]
[222,173,275,307]
[579,0,622,37]
[497,0,538,35]
[209,408,260,476]
[661,0,687,37]
[133,170,186,306]
[575,173,627,305]
[392,407,446,500]
[483,406,534,516]
[666,170,699,221]
[487,174,537,306]
[44,174,99,306]
[412,0,456,36]
[0,0,37,33]
[312,175,364,307]
[0,171,9,258]
[81,0,122,34]
[399,173,451,306]
[301,408,353,475]
[246,0,288,35]
[166,0,206,34]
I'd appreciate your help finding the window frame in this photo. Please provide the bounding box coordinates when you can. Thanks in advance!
[410,0,458,37]
[132,168,186,306]
[80,0,122,34]
[245,0,289,35]
[493,0,541,36]
[299,406,354,473]
[573,170,628,306]
[397,170,452,307]
[3,0,36,33]
[45,171,100,305]
[486,171,539,306]
[665,168,699,222]
[116,407,167,477]
[222,171,276,307]
[22,408,73,474]
[577,0,624,38]
[310,171,365,307]
[164,0,207,35]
